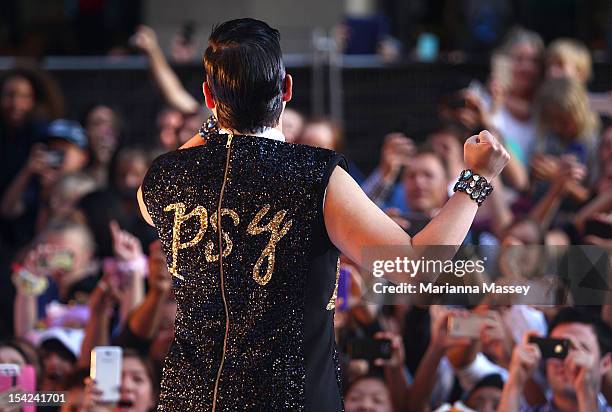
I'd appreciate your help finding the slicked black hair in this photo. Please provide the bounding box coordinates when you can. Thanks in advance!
[204,18,285,134]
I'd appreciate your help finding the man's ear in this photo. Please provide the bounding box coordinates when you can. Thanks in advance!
[203,81,216,109]
[282,74,293,103]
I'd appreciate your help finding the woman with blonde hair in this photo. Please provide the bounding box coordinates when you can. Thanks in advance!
[535,77,599,163]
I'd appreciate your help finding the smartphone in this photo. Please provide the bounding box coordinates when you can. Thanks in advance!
[528,336,570,359]
[47,250,74,271]
[448,314,487,338]
[347,338,392,360]
[0,364,36,412]
[180,21,195,44]
[44,149,64,168]
[491,53,512,90]
[36,249,74,272]
[91,346,122,402]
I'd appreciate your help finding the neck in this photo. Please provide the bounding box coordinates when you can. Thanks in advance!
[219,122,283,136]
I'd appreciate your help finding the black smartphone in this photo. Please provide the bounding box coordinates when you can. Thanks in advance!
[584,219,612,239]
[347,338,392,360]
[528,336,570,359]
[180,21,195,44]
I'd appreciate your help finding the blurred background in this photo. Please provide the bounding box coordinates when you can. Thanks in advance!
[2,0,611,172]
[2,2,612,412]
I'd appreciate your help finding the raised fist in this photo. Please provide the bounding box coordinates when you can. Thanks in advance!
[463,130,510,180]
[130,25,160,54]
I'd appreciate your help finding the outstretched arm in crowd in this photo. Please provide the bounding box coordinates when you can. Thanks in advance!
[371,331,412,412]
[131,25,200,115]
[13,287,37,339]
[410,309,471,412]
[124,241,172,340]
[13,244,50,338]
[573,189,612,236]
[498,333,541,412]
[77,276,120,368]
[109,221,146,324]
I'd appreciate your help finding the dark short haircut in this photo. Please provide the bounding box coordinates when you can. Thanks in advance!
[548,307,612,357]
[204,18,285,134]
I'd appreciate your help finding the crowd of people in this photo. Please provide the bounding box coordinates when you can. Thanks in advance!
[0,22,611,412]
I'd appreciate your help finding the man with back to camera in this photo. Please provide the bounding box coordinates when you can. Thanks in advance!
[137,18,509,411]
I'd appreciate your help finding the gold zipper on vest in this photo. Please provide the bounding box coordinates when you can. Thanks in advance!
[211,133,233,411]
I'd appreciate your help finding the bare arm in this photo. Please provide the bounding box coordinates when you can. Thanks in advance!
[77,282,118,368]
[529,180,566,232]
[137,186,154,227]
[13,292,37,339]
[126,241,172,339]
[131,26,200,115]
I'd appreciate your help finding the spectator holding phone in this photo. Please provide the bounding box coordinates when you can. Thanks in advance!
[499,307,612,412]
[13,218,98,339]
[1,119,89,247]
[82,349,158,412]
[361,132,415,210]
[0,68,63,201]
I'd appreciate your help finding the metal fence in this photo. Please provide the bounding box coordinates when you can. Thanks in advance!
[2,55,611,174]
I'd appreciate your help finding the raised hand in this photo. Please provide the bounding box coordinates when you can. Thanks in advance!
[379,133,416,181]
[130,25,160,55]
[464,130,510,181]
[430,308,473,353]
[372,330,405,368]
[109,220,143,262]
[507,332,542,387]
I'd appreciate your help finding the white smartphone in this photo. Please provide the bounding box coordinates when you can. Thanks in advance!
[90,346,122,402]
[448,313,487,338]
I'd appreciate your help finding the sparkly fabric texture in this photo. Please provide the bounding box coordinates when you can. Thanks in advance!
[142,133,346,411]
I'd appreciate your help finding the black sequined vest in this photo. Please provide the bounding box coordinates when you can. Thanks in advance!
[142,133,347,411]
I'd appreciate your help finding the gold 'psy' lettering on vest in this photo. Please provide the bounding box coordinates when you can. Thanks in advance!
[164,202,208,277]
[205,209,240,262]
[247,204,293,286]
